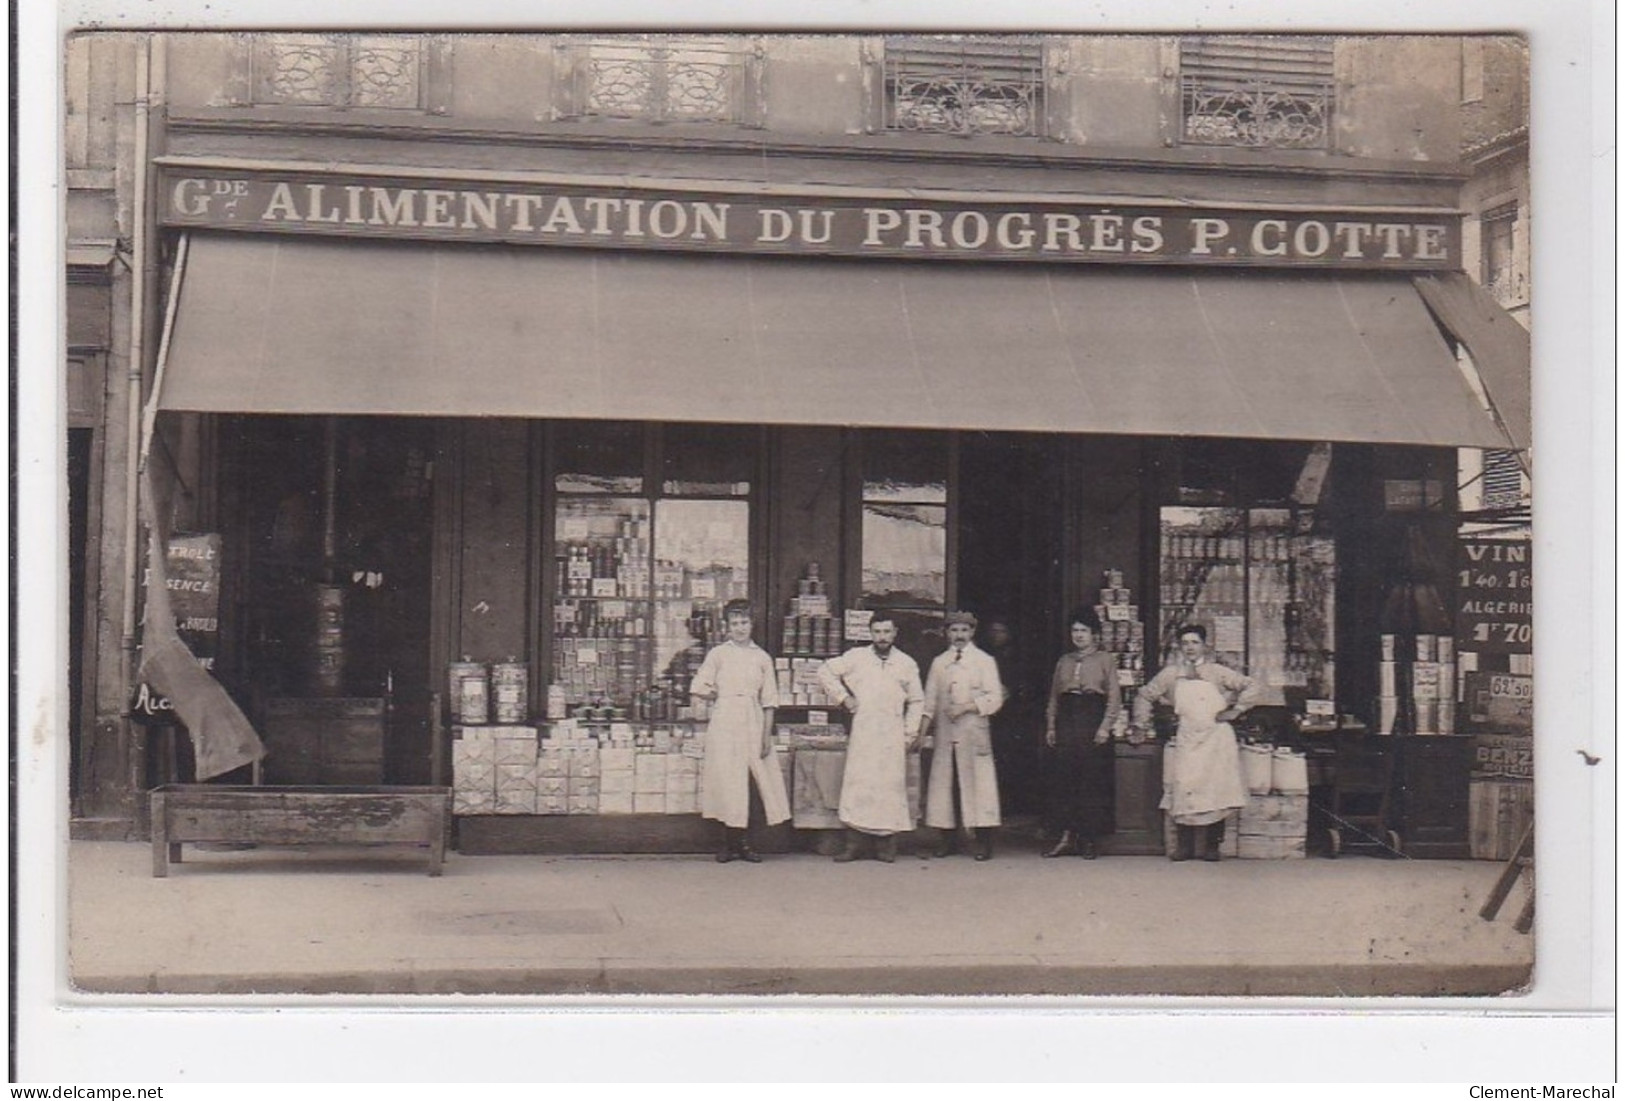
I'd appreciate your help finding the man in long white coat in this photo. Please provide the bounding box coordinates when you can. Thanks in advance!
[818,615,925,863]
[690,599,791,863]
[922,611,1006,860]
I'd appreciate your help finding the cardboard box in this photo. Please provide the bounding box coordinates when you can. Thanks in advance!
[567,773,601,798]
[536,795,569,815]
[633,753,667,792]
[598,770,634,794]
[597,790,635,815]
[493,763,539,814]
[566,793,599,816]
[599,748,635,773]
[494,735,539,768]
[632,792,667,815]
[535,750,569,779]
[453,787,497,815]
[536,775,568,801]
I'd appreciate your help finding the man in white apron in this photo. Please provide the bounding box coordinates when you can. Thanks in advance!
[818,614,925,863]
[690,600,791,862]
[922,611,1007,860]
[1132,623,1260,862]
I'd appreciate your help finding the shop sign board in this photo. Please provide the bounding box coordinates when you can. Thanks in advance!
[1455,538,1533,654]
[132,533,222,721]
[1470,731,1533,780]
[158,164,1461,271]
[1463,671,1533,735]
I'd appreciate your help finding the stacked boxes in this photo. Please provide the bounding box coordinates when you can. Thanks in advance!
[451,718,714,817]
[597,746,635,814]
[777,657,834,707]
[493,728,540,814]
[566,744,600,815]
[452,726,498,815]
[633,749,667,814]
[535,745,569,814]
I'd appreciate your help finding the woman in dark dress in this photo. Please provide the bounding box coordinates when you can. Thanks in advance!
[1041,606,1123,858]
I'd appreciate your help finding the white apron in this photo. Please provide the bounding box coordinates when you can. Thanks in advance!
[1159,677,1248,826]
[924,716,1002,829]
[839,678,917,835]
[695,645,791,829]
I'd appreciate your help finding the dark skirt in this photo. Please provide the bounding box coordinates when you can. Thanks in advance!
[1045,692,1116,838]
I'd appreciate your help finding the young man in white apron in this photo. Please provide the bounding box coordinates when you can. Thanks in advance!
[690,600,791,862]
[1132,623,1261,862]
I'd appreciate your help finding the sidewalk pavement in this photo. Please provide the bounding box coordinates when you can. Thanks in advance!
[67,839,1534,998]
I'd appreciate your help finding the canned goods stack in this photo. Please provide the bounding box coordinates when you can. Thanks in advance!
[782,561,839,657]
[1095,568,1146,739]
[1375,632,1458,735]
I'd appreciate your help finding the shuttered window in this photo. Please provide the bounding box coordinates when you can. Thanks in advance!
[883,36,1046,138]
[1180,36,1334,149]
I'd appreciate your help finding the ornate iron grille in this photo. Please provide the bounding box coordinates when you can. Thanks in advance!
[254,34,423,109]
[1180,36,1333,149]
[883,36,1045,137]
[583,37,743,123]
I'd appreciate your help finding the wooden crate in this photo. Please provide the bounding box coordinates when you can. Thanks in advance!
[1469,778,1534,861]
[150,784,450,876]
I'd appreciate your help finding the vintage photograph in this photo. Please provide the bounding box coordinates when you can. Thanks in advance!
[59,29,1539,1004]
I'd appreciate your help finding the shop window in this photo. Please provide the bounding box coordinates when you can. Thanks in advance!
[1480,203,1523,307]
[861,430,949,609]
[1179,35,1334,150]
[880,35,1047,138]
[558,35,761,125]
[548,423,756,722]
[251,34,428,110]
[1158,505,1337,706]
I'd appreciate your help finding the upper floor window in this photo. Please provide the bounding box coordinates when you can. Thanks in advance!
[1480,202,1523,307]
[882,36,1046,138]
[1180,36,1334,150]
[557,36,761,125]
[252,34,427,110]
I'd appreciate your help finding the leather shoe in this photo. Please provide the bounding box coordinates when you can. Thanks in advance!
[736,844,763,864]
[875,836,897,863]
[973,831,994,861]
[715,848,736,864]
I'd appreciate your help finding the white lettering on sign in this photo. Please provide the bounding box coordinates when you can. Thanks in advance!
[164,172,1462,268]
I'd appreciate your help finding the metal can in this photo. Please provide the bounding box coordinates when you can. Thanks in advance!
[450,660,489,725]
[491,660,529,724]
[1415,634,1437,662]
[1379,634,1397,661]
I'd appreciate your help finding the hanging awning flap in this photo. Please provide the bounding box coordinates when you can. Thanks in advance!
[161,233,1512,448]
[1412,271,1531,451]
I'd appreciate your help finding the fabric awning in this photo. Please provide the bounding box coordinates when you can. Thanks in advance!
[160,233,1516,449]
[1412,272,1531,451]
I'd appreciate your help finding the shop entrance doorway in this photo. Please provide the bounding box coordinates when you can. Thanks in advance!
[955,432,1066,819]
[229,416,437,784]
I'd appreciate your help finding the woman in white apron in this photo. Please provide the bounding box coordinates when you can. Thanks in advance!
[1132,623,1259,861]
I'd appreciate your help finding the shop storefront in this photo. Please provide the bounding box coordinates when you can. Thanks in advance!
[141,160,1527,856]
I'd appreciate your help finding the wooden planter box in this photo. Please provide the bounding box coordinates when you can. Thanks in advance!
[150,785,450,877]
